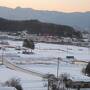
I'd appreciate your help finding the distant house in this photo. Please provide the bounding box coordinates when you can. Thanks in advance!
[62,37,72,43]
[66,81,90,89]
[82,33,89,39]
[0,41,9,45]
[88,34,90,42]
[82,33,90,42]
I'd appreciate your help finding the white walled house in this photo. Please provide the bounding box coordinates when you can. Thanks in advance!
[88,34,90,42]
[82,33,89,39]
[62,37,72,43]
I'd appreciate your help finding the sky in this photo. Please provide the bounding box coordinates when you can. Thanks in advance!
[0,0,90,12]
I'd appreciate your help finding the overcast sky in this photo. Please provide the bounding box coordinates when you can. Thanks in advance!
[0,0,90,12]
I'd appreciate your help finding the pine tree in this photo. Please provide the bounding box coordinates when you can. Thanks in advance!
[23,39,35,50]
[85,62,90,76]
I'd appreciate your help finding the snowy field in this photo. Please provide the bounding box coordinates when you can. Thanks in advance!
[0,65,46,90]
[1,40,90,63]
[0,40,90,90]
[20,62,90,81]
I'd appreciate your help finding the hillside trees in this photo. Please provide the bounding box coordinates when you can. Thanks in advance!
[0,18,82,38]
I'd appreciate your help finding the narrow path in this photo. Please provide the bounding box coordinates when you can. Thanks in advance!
[3,59,44,78]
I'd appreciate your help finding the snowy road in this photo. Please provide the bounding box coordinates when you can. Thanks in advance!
[3,58,44,78]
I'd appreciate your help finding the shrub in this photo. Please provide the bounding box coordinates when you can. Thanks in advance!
[4,78,23,90]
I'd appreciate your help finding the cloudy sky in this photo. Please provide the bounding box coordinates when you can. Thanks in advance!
[0,0,90,12]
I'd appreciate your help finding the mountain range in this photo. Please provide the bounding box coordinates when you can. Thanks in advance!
[0,6,90,31]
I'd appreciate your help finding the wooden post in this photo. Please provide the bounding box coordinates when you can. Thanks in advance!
[57,57,60,78]
[1,48,4,65]
[48,79,51,90]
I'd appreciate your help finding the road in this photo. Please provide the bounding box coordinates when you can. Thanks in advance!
[3,58,44,78]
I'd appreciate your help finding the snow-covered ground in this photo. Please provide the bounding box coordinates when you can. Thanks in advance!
[1,41,90,64]
[0,65,46,90]
[20,63,90,82]
[0,40,90,90]
[6,41,90,61]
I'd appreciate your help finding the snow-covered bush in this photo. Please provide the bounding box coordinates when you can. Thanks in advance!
[4,78,23,90]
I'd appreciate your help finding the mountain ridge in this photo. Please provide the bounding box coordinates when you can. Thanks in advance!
[0,17,82,38]
[0,6,90,31]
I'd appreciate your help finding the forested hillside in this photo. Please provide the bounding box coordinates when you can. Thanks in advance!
[0,18,82,38]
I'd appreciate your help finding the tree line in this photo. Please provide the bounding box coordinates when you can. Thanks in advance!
[0,18,82,38]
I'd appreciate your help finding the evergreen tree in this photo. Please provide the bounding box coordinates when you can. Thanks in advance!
[23,39,35,50]
[85,62,90,76]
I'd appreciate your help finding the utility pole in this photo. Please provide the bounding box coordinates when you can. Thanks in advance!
[57,57,60,79]
[88,34,90,56]
[48,79,50,90]
[2,48,3,64]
